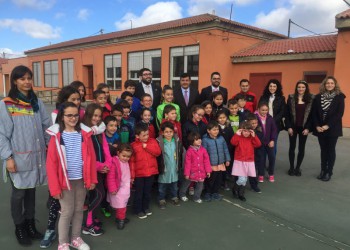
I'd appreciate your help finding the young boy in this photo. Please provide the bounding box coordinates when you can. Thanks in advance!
[93,89,110,119]
[227,99,241,133]
[156,121,182,209]
[124,79,141,112]
[119,100,136,131]
[111,104,133,143]
[134,93,156,123]
[160,104,182,141]
[104,116,120,156]
[130,123,161,219]
[202,121,231,202]
[234,93,251,121]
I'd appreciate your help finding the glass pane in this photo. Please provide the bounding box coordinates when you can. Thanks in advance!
[105,55,113,67]
[115,67,122,78]
[172,80,180,89]
[45,75,51,87]
[190,80,199,90]
[184,45,199,55]
[152,80,161,88]
[130,70,139,79]
[187,55,199,76]
[115,80,122,90]
[106,80,114,89]
[52,61,58,74]
[106,68,114,78]
[152,57,161,78]
[172,56,184,77]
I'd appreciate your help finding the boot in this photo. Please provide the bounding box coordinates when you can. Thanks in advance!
[238,185,246,202]
[317,170,325,180]
[294,167,302,176]
[322,173,332,182]
[116,219,125,230]
[15,222,32,246]
[288,167,295,176]
[232,182,239,198]
[25,219,43,239]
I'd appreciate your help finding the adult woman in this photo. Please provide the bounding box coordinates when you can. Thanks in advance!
[0,65,51,246]
[285,81,314,176]
[312,76,345,181]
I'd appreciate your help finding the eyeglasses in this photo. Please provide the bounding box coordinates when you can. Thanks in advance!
[64,114,79,119]
[142,73,152,76]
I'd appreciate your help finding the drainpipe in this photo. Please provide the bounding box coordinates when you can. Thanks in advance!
[2,74,6,97]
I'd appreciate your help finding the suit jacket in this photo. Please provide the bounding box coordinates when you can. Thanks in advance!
[200,85,228,105]
[173,86,200,124]
[134,82,162,110]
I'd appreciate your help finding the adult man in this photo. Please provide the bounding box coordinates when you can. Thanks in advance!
[134,68,162,110]
[200,72,228,105]
[232,79,257,113]
[173,73,200,124]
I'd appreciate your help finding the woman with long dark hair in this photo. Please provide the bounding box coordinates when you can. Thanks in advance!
[285,80,314,176]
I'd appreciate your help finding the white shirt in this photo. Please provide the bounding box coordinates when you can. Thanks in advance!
[142,82,153,100]
[211,86,220,92]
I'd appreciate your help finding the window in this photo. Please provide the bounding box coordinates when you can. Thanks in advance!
[44,60,59,88]
[170,45,199,89]
[62,59,74,86]
[128,50,161,86]
[303,71,327,83]
[105,54,122,90]
[32,62,41,87]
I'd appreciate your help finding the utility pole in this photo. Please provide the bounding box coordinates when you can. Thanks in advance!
[288,19,291,38]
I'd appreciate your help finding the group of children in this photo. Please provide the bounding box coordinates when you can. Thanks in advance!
[44,80,278,250]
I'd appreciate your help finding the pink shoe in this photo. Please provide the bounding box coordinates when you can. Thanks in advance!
[58,243,70,250]
[269,175,275,182]
[258,176,264,183]
[71,237,90,250]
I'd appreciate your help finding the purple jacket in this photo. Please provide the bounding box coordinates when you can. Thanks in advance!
[255,112,277,145]
[184,146,212,182]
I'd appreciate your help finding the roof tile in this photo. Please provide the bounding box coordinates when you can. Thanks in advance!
[336,9,350,19]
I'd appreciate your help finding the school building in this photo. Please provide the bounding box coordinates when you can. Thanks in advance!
[0,10,349,128]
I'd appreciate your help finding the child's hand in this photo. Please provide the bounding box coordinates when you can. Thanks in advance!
[88,184,96,190]
[225,161,230,167]
[112,144,118,148]
[100,166,109,173]
[185,176,189,180]
[53,193,62,199]
[207,173,211,178]
[268,141,275,148]
[111,191,117,195]
[250,130,255,137]
[142,143,147,148]
[236,129,242,136]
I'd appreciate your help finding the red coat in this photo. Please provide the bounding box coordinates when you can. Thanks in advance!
[160,119,182,141]
[232,91,257,113]
[46,124,97,197]
[230,133,261,162]
[149,123,156,139]
[130,138,161,179]
[184,146,212,182]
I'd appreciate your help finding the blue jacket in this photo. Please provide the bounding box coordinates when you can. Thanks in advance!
[202,134,231,166]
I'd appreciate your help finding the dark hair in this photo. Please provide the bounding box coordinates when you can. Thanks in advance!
[96,83,112,103]
[56,86,80,108]
[211,72,220,79]
[216,110,228,119]
[93,89,106,99]
[140,107,151,117]
[124,80,137,89]
[161,85,173,102]
[82,103,102,127]
[104,115,117,125]
[134,122,148,135]
[141,93,152,101]
[160,121,174,132]
[239,79,250,85]
[262,79,283,97]
[257,101,269,109]
[139,68,151,77]
[119,100,130,109]
[294,80,312,104]
[187,132,201,146]
[8,65,35,99]
[207,120,219,130]
[70,81,86,102]
[121,91,133,99]
[57,102,81,133]
[111,104,123,114]
[117,143,133,154]
[234,93,246,101]
[190,105,204,119]
[227,98,238,107]
[240,121,252,130]
[163,104,176,118]
[246,113,258,121]
[211,91,224,101]
[180,73,191,80]
[201,100,212,108]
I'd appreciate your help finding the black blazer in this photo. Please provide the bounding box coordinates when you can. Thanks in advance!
[173,86,200,124]
[134,82,162,110]
[259,95,286,131]
[312,93,345,137]
[199,85,228,105]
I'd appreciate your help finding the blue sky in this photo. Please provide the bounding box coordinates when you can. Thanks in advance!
[0,0,348,58]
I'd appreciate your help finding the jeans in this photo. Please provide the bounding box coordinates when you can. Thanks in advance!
[288,127,308,169]
[259,145,276,176]
[158,182,178,201]
[133,176,154,214]
[318,136,338,175]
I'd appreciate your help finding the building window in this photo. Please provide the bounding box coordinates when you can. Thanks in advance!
[105,54,122,90]
[32,62,41,87]
[44,60,59,88]
[303,71,327,83]
[128,50,161,87]
[62,59,74,86]
[170,45,199,89]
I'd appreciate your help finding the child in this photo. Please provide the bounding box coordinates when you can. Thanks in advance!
[235,93,250,121]
[254,102,277,182]
[93,89,109,119]
[156,85,180,128]
[201,100,213,124]
[134,93,156,125]
[227,99,241,133]
[97,83,113,112]
[104,116,120,157]
[117,80,141,112]
[70,80,87,104]
[211,91,229,118]
[160,104,182,141]
[130,123,161,219]
[119,91,138,120]
[179,132,212,203]
[230,121,262,201]
[46,102,97,250]
[156,122,183,209]
[111,104,133,143]
[106,144,133,230]
[182,105,207,149]
[138,108,156,138]
[119,100,136,131]
[202,121,231,202]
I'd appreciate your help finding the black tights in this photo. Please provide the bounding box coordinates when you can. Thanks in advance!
[288,127,308,169]
[318,136,338,175]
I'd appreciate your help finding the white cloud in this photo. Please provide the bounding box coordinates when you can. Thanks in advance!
[0,18,61,39]
[12,0,55,10]
[78,9,90,21]
[253,0,349,37]
[55,12,65,19]
[0,48,25,59]
[115,1,182,30]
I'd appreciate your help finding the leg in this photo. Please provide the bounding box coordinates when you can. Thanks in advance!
[115,207,127,230]
[236,176,248,201]
[71,180,87,240]
[86,174,105,226]
[212,171,222,194]
[179,179,191,198]
[267,146,276,176]
[170,182,179,200]
[288,131,298,174]
[46,198,60,230]
[133,177,145,214]
[23,187,36,221]
[193,182,204,201]
[317,136,328,178]
[10,181,26,225]
[295,128,308,174]
[158,183,167,202]
[325,137,338,176]
[58,188,75,244]
[142,176,154,212]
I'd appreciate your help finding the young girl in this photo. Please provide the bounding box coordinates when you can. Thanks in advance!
[156,85,180,128]
[254,102,277,182]
[182,105,207,149]
[70,81,87,104]
[201,101,213,124]
[230,121,261,201]
[97,83,113,113]
[211,91,229,118]
[106,144,133,230]
[46,102,97,250]
[160,104,182,141]
[138,108,156,138]
[82,104,112,236]
[179,132,212,203]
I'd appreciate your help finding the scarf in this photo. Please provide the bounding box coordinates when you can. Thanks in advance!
[190,145,200,151]
[321,92,336,119]
[17,91,39,112]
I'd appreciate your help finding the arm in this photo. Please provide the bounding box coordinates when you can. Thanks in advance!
[87,136,98,184]
[129,152,136,180]
[202,149,212,173]
[325,95,345,129]
[39,100,52,146]
[46,137,62,197]
[91,122,106,135]
[183,150,192,177]
[156,104,163,129]
[222,138,231,162]
[252,135,262,148]
[0,101,14,160]
[230,133,240,146]
[274,96,286,126]
[143,139,161,157]
[284,96,292,130]
[106,159,118,193]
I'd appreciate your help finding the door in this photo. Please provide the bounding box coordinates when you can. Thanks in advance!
[249,72,282,98]
[83,65,94,100]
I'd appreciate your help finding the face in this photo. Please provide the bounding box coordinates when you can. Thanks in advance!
[204,104,212,115]
[217,114,227,125]
[141,110,151,123]
[112,110,123,123]
[63,107,79,130]
[67,93,81,107]
[163,90,174,103]
[122,108,130,117]
[249,120,258,130]
[163,127,174,141]
[297,83,306,95]
[193,138,202,147]
[125,96,133,106]
[165,109,177,121]
[242,129,251,138]
[207,126,219,138]
[118,150,132,163]
[193,108,204,122]
[126,86,135,94]
[101,87,110,99]
[140,70,152,84]
[180,76,191,89]
[95,94,107,107]
[78,86,85,99]
[268,83,277,94]
[228,104,238,115]
[106,120,117,135]
[325,79,336,92]
[240,81,250,93]
[211,74,221,87]
[258,105,269,117]
[91,109,102,126]
[141,96,153,108]
[14,72,32,95]
[136,130,149,143]
[237,99,246,109]
[213,95,223,106]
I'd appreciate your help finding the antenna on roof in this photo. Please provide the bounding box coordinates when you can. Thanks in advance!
[229,3,233,21]
[130,20,133,29]
[212,10,216,15]
[99,29,104,34]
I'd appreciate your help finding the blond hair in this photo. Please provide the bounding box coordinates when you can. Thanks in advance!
[319,76,342,95]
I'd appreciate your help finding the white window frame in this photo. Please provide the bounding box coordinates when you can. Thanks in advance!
[105,54,122,90]
[32,62,41,87]
[128,49,161,83]
[62,59,74,86]
[44,60,59,88]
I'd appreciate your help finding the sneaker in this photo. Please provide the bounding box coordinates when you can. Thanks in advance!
[258,176,264,183]
[189,187,195,196]
[100,208,111,218]
[252,187,262,193]
[137,212,147,219]
[171,198,180,206]
[40,229,56,248]
[193,199,203,204]
[269,175,275,182]
[203,193,212,202]
[211,193,223,201]
[180,196,188,202]
[58,243,70,250]
[145,209,152,216]
[158,200,166,210]
[82,224,104,236]
[71,237,90,250]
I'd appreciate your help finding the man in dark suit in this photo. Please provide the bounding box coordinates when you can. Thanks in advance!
[134,68,162,110]
[173,73,200,124]
[199,72,228,105]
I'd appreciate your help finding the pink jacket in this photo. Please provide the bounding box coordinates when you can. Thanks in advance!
[184,146,212,182]
[95,133,112,173]
[106,157,122,193]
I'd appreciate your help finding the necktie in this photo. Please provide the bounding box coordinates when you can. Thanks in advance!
[213,87,219,92]
[184,90,189,106]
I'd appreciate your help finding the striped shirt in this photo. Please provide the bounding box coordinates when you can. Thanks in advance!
[62,131,83,180]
